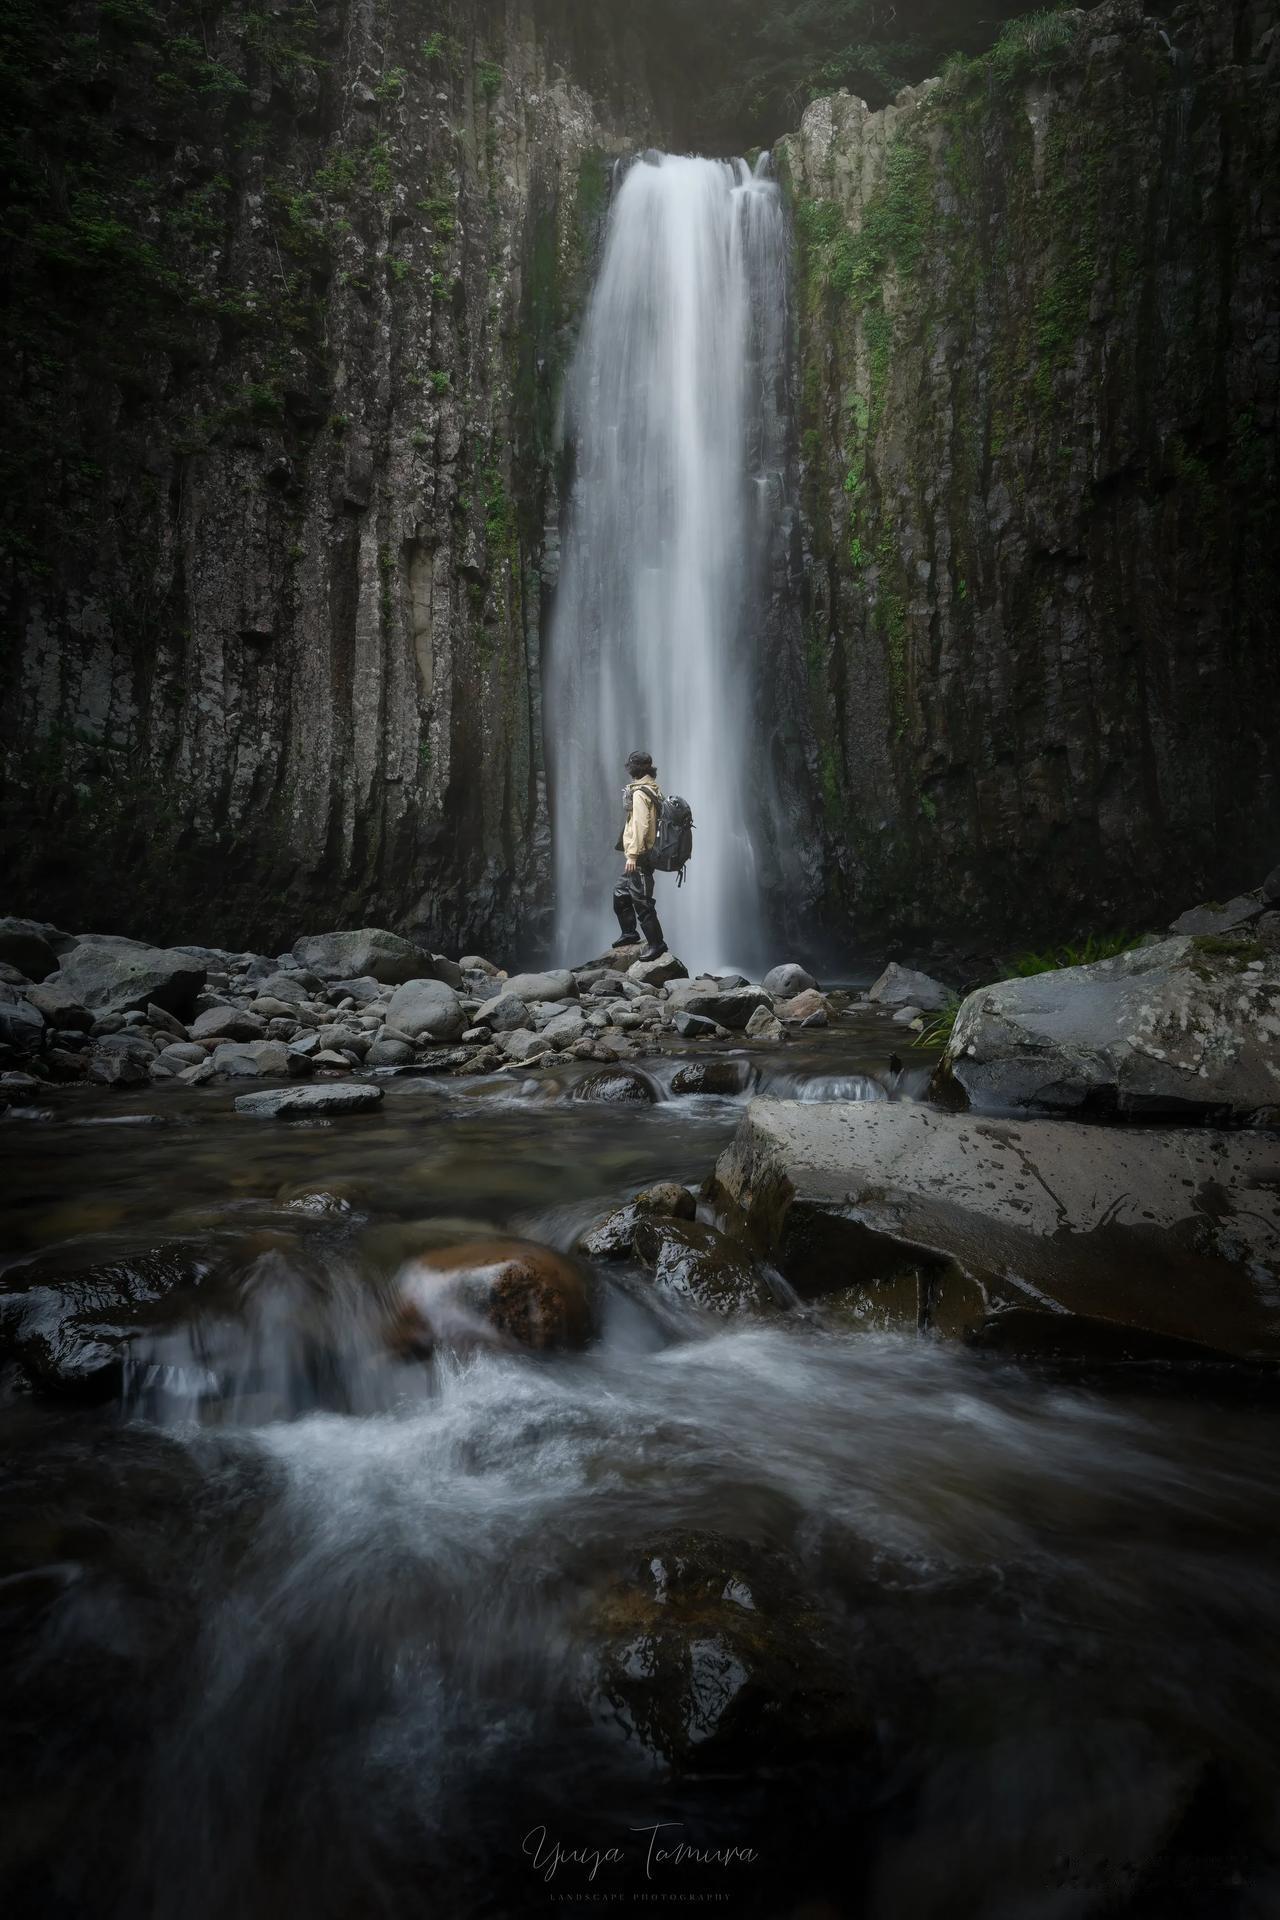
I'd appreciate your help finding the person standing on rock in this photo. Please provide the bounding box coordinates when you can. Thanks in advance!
[612,750,667,961]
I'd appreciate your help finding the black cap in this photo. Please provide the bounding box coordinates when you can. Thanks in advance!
[626,750,654,776]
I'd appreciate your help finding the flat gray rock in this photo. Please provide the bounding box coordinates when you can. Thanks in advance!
[715,1101,1280,1360]
[942,935,1280,1120]
[867,962,951,1011]
[56,939,207,1020]
[665,981,772,1029]
[235,1083,384,1117]
[1169,893,1262,937]
[291,929,437,985]
[503,969,576,1003]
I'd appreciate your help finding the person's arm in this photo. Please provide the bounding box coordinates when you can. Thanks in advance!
[622,788,651,865]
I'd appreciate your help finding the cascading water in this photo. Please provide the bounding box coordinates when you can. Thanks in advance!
[547,152,790,971]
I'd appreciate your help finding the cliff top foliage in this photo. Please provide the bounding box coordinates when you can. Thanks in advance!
[576,0,1168,149]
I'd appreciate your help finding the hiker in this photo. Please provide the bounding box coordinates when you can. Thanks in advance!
[612,750,667,961]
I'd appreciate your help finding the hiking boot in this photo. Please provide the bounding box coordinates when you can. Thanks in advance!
[638,942,666,963]
[611,934,640,949]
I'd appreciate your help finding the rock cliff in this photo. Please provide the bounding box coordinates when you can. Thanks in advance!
[0,0,655,952]
[774,0,1279,957]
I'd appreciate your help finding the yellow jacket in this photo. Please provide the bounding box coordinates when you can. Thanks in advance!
[622,775,662,858]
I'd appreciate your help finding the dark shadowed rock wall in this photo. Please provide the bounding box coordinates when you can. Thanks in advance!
[773,0,1279,960]
[0,0,656,954]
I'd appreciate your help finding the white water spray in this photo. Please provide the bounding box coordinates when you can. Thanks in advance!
[547,152,789,970]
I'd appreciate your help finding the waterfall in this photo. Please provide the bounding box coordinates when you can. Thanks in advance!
[546,152,789,971]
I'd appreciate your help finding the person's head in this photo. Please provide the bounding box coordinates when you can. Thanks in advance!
[626,750,655,779]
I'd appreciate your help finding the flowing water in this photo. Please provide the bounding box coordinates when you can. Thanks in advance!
[547,153,790,972]
[3,1016,1280,1917]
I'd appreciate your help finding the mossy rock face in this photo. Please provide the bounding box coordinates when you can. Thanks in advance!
[579,1530,876,1774]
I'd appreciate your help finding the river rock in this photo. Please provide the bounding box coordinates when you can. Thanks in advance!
[390,1238,594,1354]
[776,988,829,1024]
[0,1241,214,1398]
[255,972,310,1006]
[190,1005,266,1043]
[866,963,952,1011]
[0,992,45,1056]
[633,1218,779,1317]
[670,1059,754,1095]
[572,1067,658,1104]
[580,1530,870,1773]
[762,963,817,998]
[56,938,207,1020]
[627,951,688,988]
[459,954,501,976]
[940,935,1280,1120]
[502,969,576,1003]
[0,916,59,980]
[745,1006,785,1042]
[498,1028,546,1063]
[715,1101,1280,1359]
[665,982,772,1029]
[671,1010,719,1040]
[87,1032,154,1085]
[366,1035,414,1068]
[291,928,437,985]
[210,1040,295,1078]
[158,1042,205,1068]
[472,992,530,1033]
[327,974,385,1007]
[579,1183,696,1260]
[384,977,466,1042]
[1169,892,1263,937]
[542,1008,586,1048]
[235,1082,384,1117]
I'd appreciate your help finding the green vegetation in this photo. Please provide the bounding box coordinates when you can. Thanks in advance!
[1006,933,1139,976]
[476,60,503,101]
[912,998,962,1049]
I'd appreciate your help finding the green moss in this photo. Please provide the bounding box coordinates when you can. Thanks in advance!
[476,60,503,101]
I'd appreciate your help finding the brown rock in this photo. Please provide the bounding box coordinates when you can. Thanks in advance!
[390,1238,594,1355]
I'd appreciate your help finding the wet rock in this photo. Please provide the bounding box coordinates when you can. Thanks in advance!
[627,951,688,988]
[235,1082,384,1117]
[291,928,437,985]
[503,969,576,1003]
[670,1059,754,1095]
[390,1238,594,1354]
[572,1067,658,1104]
[665,982,772,1029]
[317,1023,369,1059]
[178,1059,217,1086]
[54,938,207,1021]
[867,963,951,1012]
[940,935,1280,1120]
[580,1183,696,1259]
[762,963,817,999]
[636,1181,697,1220]
[473,992,531,1032]
[498,1028,546,1062]
[580,1531,869,1773]
[384,978,466,1042]
[542,1008,587,1048]
[0,1242,213,1398]
[672,1009,720,1040]
[311,1047,357,1070]
[366,1035,414,1068]
[892,1004,923,1025]
[775,988,828,1023]
[87,1032,154,1085]
[633,1219,779,1316]
[23,980,91,1030]
[715,1101,1280,1355]
[208,1040,288,1078]
[744,1006,784,1042]
[1169,892,1263,937]
[191,1005,267,1043]
[0,916,58,980]
[0,992,45,1056]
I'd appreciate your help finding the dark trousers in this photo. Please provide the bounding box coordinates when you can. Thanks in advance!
[612,856,664,947]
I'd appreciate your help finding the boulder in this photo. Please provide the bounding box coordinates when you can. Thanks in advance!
[572,1068,659,1104]
[327,974,385,1007]
[762,963,817,999]
[158,1042,205,1069]
[542,1008,587,1048]
[665,981,772,1030]
[498,1028,546,1063]
[0,1242,213,1398]
[502,969,576,1004]
[384,977,466,1042]
[636,1181,697,1220]
[627,952,688,989]
[775,988,828,1023]
[86,1033,154,1085]
[249,996,301,1022]
[579,1183,696,1259]
[866,962,951,1012]
[473,992,531,1033]
[715,1101,1280,1357]
[634,1218,779,1316]
[255,972,310,1007]
[0,993,45,1056]
[940,935,1280,1120]
[234,1082,384,1117]
[0,917,58,981]
[56,939,206,1020]
[670,1059,755,1096]
[210,1040,292,1078]
[1169,893,1262,937]
[672,1010,720,1040]
[366,1035,414,1068]
[389,1238,594,1354]
[744,1006,784,1042]
[459,954,501,977]
[291,928,439,985]
[190,1006,266,1044]
[145,1002,188,1040]
[579,1531,870,1773]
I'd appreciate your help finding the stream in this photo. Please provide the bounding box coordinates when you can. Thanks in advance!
[3,1012,1279,1918]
